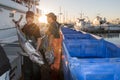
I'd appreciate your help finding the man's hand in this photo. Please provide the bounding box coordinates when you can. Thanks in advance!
[50,62,60,71]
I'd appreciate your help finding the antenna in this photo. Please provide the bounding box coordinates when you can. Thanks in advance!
[59,6,62,23]
[79,11,84,19]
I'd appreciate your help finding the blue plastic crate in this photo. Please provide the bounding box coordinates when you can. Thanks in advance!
[63,40,107,58]
[62,55,72,80]
[69,58,120,80]
[61,27,82,34]
[62,30,82,34]
[63,34,94,40]
[62,39,120,80]
[61,27,74,31]
[104,40,120,57]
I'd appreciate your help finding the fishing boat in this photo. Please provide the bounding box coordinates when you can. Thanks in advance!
[0,0,41,43]
[0,0,41,80]
[74,16,120,33]
[74,18,91,31]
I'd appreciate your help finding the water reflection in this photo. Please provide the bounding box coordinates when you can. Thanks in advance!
[95,33,120,45]
[96,33,120,38]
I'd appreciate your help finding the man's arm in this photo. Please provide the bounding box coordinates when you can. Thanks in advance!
[49,34,54,47]
[34,25,42,51]
[36,37,42,51]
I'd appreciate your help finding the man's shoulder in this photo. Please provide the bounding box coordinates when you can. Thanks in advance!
[28,23,39,29]
[24,23,38,27]
[31,23,38,27]
[51,22,60,27]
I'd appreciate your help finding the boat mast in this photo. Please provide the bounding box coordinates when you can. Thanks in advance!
[79,11,84,19]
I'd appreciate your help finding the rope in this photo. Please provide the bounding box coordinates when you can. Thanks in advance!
[0,27,16,31]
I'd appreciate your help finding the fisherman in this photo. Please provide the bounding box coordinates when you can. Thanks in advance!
[21,11,42,80]
[13,11,41,80]
[46,12,62,80]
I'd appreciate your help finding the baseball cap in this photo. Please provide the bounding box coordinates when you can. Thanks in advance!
[46,12,57,20]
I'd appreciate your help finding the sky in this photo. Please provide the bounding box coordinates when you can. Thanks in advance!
[39,0,120,21]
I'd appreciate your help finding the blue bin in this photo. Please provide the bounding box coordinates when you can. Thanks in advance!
[62,39,120,80]
[63,40,107,58]
[61,27,102,40]
[69,58,120,80]
[63,34,94,40]
[61,27,82,34]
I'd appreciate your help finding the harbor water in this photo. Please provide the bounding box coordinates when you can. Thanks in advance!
[95,33,120,46]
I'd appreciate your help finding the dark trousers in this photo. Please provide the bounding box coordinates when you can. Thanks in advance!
[40,49,51,80]
[23,56,41,80]
[23,51,51,80]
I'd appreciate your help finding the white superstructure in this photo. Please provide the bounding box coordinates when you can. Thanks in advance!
[0,0,40,43]
[74,18,91,31]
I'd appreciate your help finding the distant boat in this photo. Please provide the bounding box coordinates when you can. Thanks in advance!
[74,18,91,31]
[74,16,120,32]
